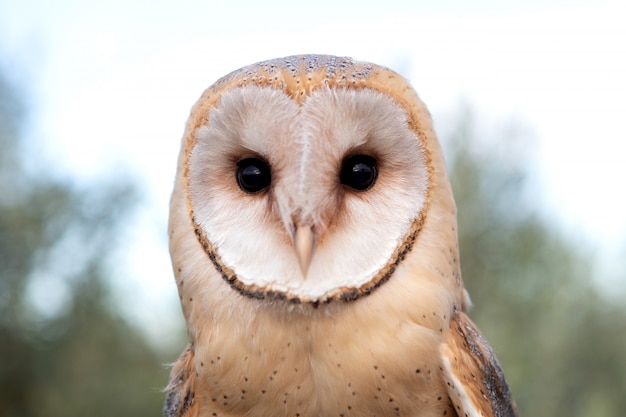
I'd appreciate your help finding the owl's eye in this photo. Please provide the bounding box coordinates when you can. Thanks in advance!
[340,155,378,191]
[236,157,271,193]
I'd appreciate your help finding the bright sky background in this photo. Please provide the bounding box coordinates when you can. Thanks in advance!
[1,0,625,343]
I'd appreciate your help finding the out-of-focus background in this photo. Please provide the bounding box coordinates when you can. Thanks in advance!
[1,1,625,416]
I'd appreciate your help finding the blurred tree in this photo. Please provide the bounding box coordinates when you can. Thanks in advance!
[444,105,626,417]
[0,64,168,416]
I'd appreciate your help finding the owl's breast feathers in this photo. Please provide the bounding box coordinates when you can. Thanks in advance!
[164,306,518,417]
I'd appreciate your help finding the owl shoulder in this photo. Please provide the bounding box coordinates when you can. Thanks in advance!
[439,308,519,417]
[164,344,199,417]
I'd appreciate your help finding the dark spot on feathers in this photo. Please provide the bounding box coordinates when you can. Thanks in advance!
[181,390,194,414]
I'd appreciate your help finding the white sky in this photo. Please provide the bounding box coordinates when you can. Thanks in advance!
[1,0,625,341]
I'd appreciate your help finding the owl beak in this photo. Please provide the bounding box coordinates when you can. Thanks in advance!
[293,225,316,278]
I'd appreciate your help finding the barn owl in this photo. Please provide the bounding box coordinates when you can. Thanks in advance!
[164,55,518,417]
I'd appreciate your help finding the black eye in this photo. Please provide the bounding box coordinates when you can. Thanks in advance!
[236,157,271,193]
[340,154,378,191]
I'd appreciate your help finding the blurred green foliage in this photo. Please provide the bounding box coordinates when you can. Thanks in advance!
[445,106,626,417]
[1,61,625,417]
[0,66,169,416]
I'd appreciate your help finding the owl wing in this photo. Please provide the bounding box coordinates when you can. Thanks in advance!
[440,308,519,417]
[163,344,199,417]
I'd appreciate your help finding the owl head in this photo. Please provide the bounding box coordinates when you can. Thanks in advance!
[169,55,463,311]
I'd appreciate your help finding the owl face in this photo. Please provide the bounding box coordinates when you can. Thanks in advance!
[174,55,443,304]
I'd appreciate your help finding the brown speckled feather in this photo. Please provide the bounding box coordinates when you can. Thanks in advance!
[164,344,199,417]
[440,309,519,417]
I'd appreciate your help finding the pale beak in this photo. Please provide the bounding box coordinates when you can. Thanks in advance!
[293,225,316,278]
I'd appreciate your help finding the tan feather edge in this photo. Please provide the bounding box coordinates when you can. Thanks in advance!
[181,55,435,304]
[164,344,199,417]
[440,308,519,417]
